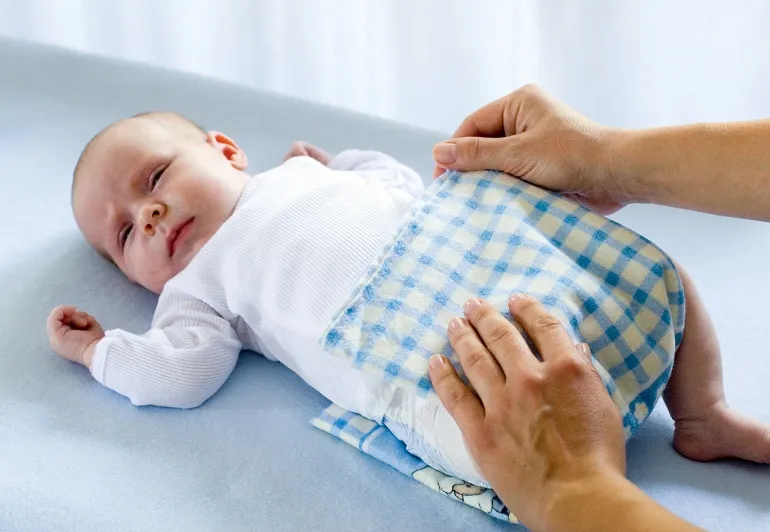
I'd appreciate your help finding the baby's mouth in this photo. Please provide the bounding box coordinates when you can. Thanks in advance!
[167,217,195,257]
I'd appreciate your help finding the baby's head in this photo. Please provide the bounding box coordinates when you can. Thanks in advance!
[72,112,250,294]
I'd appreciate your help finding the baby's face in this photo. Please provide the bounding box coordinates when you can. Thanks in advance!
[73,116,250,293]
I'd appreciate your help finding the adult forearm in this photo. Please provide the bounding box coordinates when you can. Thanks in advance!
[614,120,770,220]
[539,472,703,532]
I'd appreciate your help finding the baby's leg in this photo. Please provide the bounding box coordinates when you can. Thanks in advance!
[663,261,770,462]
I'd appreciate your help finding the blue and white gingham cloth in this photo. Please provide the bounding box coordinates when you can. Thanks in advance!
[314,169,684,522]
[323,169,685,438]
[311,403,518,524]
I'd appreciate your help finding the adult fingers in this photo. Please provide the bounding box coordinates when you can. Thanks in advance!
[432,164,447,179]
[447,316,506,403]
[508,295,579,363]
[450,95,509,139]
[431,94,508,178]
[428,353,486,435]
[576,342,592,362]
[462,298,538,377]
[433,135,528,176]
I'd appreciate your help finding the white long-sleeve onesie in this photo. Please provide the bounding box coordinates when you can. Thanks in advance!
[90,151,423,420]
[90,150,486,485]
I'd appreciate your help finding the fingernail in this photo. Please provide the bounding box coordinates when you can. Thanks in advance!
[434,142,457,164]
[578,343,591,357]
[448,317,466,331]
[509,293,524,305]
[463,298,482,313]
[429,354,446,370]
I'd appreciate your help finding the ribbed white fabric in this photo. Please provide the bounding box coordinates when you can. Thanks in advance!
[90,151,424,419]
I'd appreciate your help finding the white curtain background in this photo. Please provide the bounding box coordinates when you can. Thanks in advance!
[2,0,770,133]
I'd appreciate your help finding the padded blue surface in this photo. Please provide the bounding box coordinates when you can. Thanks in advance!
[0,37,767,531]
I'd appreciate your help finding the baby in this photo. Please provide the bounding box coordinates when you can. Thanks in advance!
[48,112,769,489]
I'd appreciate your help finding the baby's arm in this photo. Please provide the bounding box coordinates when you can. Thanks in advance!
[283,140,425,199]
[47,295,241,409]
[327,149,425,200]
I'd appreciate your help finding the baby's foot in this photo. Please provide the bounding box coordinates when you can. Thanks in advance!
[673,402,770,463]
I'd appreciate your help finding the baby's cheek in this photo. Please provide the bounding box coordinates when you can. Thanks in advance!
[127,253,171,294]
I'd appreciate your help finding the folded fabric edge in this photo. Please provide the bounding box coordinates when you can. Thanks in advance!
[310,403,519,524]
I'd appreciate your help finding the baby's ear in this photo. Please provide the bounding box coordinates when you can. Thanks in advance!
[206,131,248,170]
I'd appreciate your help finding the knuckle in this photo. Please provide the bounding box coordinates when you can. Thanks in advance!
[469,303,494,324]
[552,355,587,378]
[532,313,563,334]
[463,347,490,373]
[445,386,467,410]
[464,137,481,160]
[450,325,475,347]
[514,83,538,99]
[521,83,542,95]
[431,365,454,387]
[514,296,539,318]
[520,371,545,392]
[485,322,515,346]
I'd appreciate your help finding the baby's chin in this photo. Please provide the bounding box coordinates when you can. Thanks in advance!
[134,276,170,295]
[131,264,187,295]
[132,229,214,293]
[149,242,208,293]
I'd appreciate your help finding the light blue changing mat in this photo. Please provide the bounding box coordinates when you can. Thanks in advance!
[1,38,767,531]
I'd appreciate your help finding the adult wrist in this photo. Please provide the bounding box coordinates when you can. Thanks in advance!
[538,469,631,532]
[604,128,656,207]
[540,469,701,532]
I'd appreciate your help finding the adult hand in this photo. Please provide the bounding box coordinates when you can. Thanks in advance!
[432,85,629,215]
[428,295,626,529]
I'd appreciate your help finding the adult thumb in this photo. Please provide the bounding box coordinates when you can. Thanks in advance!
[433,136,519,174]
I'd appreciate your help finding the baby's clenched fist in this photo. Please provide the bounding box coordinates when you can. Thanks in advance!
[47,305,105,368]
[283,141,332,166]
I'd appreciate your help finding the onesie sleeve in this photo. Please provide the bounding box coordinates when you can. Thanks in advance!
[89,291,241,409]
[327,149,425,200]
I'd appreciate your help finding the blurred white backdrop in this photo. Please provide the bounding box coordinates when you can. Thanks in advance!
[2,0,770,133]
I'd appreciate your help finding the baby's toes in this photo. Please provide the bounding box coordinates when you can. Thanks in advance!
[710,408,770,464]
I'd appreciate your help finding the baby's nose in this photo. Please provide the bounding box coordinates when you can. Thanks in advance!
[140,203,166,236]
[143,210,160,236]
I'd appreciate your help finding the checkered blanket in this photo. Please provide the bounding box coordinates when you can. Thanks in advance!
[311,403,518,523]
[314,169,685,521]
